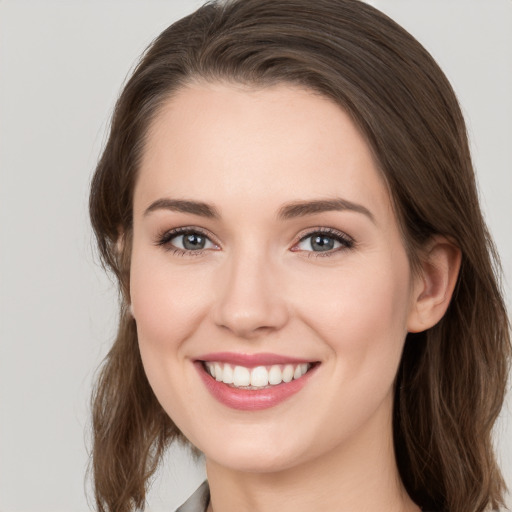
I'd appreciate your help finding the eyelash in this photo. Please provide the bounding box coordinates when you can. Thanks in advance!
[155,226,355,258]
[293,227,354,257]
[155,226,218,256]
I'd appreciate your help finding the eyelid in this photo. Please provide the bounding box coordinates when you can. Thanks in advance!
[291,227,354,253]
[155,226,221,251]
[154,225,353,256]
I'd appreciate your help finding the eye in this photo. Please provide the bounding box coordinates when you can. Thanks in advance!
[293,229,353,254]
[156,228,219,253]
[171,232,216,251]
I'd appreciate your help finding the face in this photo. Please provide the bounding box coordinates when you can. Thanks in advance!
[130,82,421,473]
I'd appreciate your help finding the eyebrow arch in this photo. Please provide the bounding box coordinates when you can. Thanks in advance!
[144,198,220,219]
[278,198,375,223]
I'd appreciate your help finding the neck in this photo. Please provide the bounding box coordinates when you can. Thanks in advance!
[205,394,420,512]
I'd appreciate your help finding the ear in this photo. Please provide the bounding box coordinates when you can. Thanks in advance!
[407,236,461,333]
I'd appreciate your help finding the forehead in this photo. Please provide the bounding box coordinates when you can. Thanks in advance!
[135,82,391,219]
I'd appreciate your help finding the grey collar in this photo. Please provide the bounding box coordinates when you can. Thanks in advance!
[174,481,210,512]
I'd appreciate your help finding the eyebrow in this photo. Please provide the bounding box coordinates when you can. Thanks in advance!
[277,198,375,223]
[144,198,220,218]
[144,197,374,223]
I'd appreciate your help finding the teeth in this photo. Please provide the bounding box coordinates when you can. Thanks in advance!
[251,366,269,387]
[293,363,308,380]
[204,361,312,389]
[268,365,282,385]
[222,364,234,384]
[282,364,294,383]
[214,362,223,382]
[233,366,251,386]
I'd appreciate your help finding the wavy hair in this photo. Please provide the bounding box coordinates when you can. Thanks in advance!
[89,1,511,511]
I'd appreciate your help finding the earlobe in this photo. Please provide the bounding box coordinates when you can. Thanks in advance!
[407,236,461,333]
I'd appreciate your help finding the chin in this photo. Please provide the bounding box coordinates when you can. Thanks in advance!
[195,426,317,474]
[207,447,301,474]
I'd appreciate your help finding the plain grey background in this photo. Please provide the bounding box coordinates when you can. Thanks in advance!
[0,1,511,511]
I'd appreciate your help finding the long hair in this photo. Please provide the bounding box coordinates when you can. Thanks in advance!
[89,1,511,511]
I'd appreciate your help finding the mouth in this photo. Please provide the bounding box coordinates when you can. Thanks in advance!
[195,353,319,410]
[202,361,314,389]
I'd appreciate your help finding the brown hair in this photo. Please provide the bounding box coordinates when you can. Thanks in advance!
[89,1,511,511]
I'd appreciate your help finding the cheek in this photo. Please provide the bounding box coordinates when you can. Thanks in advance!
[129,248,213,425]
[293,252,413,365]
[288,253,413,443]
[129,248,212,353]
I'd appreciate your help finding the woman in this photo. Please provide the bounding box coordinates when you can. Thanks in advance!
[89,1,511,511]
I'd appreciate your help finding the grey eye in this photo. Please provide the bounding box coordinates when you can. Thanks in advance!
[170,232,216,251]
[294,230,354,254]
[298,234,341,252]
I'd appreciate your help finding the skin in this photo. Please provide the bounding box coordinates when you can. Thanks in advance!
[129,82,460,512]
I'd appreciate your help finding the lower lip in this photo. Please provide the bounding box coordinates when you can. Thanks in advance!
[195,362,318,411]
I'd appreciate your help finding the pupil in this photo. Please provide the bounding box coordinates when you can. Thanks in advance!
[311,235,334,251]
[183,233,205,250]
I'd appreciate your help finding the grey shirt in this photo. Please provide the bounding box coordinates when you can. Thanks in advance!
[175,481,210,512]
[174,481,439,511]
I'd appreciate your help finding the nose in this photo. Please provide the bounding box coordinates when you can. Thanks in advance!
[212,250,289,339]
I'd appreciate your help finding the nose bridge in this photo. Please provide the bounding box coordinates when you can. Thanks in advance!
[213,243,288,338]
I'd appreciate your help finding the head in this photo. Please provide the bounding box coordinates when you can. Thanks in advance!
[89,1,510,512]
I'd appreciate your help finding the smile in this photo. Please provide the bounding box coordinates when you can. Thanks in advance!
[203,361,312,389]
[195,353,319,411]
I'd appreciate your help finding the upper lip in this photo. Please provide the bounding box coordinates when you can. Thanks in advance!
[196,352,316,368]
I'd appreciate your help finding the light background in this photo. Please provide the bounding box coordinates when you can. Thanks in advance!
[0,1,510,511]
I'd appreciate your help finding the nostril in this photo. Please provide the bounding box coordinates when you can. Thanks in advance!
[212,263,290,337]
